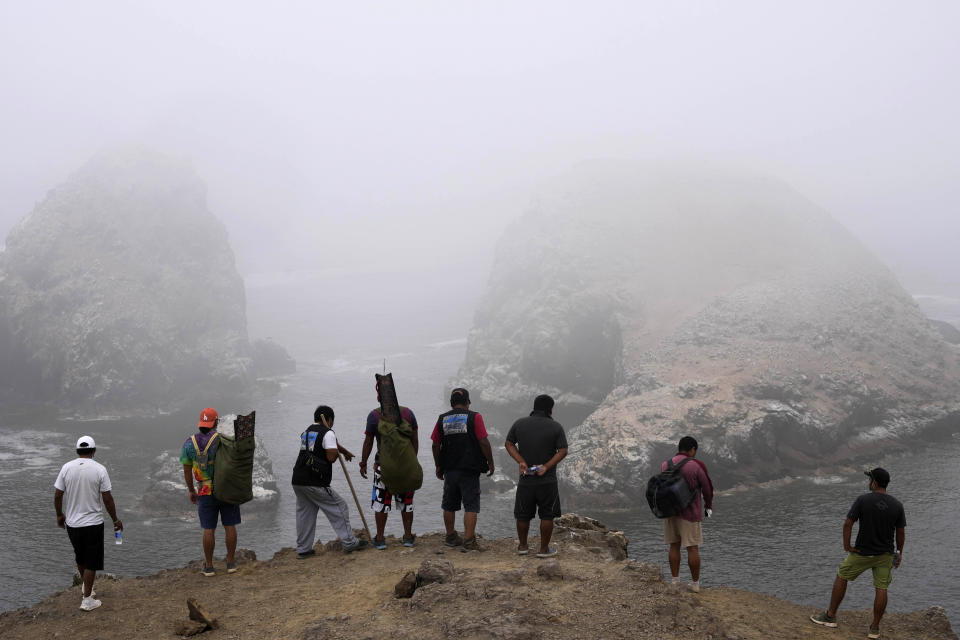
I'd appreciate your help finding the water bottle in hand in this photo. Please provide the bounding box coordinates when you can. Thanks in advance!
[893,550,901,567]
[115,530,123,545]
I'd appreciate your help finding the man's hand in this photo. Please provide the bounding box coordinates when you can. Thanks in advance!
[435,467,444,480]
[341,450,355,462]
[56,514,66,529]
[843,543,859,554]
[188,489,198,505]
[486,464,495,478]
[359,460,368,479]
[113,519,124,532]
[518,462,528,476]
[535,465,548,477]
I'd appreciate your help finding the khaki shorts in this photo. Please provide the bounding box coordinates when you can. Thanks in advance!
[837,552,894,589]
[663,516,703,548]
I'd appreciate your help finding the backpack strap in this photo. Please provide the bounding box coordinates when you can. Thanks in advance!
[201,432,219,455]
[191,433,218,455]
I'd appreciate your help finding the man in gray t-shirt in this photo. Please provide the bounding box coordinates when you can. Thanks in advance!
[504,394,568,558]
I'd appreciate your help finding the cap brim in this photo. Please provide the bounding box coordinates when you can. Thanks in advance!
[198,420,217,428]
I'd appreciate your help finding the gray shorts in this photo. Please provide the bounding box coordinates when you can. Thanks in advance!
[441,469,481,512]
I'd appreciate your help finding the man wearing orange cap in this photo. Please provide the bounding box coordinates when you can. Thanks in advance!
[181,407,240,576]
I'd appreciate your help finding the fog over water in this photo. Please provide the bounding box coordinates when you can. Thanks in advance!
[1,0,959,627]
[1,2,959,297]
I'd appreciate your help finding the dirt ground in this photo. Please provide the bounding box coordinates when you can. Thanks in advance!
[0,530,955,640]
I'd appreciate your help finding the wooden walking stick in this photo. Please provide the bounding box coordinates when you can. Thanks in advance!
[322,416,372,542]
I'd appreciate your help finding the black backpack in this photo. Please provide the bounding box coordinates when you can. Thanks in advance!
[646,457,698,518]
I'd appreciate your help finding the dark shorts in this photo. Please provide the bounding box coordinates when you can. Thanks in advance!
[198,495,241,530]
[441,469,481,513]
[514,481,562,521]
[67,523,104,571]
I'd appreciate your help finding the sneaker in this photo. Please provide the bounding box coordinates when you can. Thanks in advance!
[461,537,483,552]
[201,564,216,577]
[688,582,701,593]
[867,626,880,639]
[810,612,837,628]
[373,537,387,550]
[226,561,238,573]
[79,596,102,611]
[444,532,464,547]
[516,545,529,555]
[402,534,416,548]
[343,539,370,554]
[535,547,558,558]
[296,549,316,560]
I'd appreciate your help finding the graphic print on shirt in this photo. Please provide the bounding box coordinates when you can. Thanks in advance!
[441,413,469,436]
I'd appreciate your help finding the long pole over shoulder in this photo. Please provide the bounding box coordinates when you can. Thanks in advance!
[322,415,371,541]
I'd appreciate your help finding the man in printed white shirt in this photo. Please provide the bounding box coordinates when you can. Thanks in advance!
[53,436,123,611]
[292,405,368,558]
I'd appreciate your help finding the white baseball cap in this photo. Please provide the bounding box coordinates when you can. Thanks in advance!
[76,436,96,449]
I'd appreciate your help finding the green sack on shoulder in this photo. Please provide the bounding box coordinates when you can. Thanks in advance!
[377,415,423,495]
[213,412,256,505]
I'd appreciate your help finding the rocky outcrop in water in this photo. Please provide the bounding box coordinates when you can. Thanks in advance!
[459,163,960,500]
[0,147,290,417]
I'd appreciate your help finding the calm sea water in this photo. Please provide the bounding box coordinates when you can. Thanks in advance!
[2,283,958,628]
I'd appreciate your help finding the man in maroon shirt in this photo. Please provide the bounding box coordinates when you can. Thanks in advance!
[660,435,714,592]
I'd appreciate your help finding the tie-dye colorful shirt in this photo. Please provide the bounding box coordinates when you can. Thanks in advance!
[180,431,219,496]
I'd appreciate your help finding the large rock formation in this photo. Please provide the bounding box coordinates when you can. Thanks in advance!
[0,147,261,417]
[459,163,960,501]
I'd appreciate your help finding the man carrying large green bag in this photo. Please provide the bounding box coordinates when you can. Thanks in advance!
[358,374,422,550]
[180,407,242,577]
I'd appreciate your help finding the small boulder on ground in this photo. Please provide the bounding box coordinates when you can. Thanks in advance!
[537,560,564,580]
[417,558,454,585]
[394,571,418,598]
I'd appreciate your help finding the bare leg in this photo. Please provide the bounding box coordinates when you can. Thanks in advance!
[224,525,237,564]
[668,542,681,578]
[443,510,456,536]
[464,512,478,540]
[538,519,554,553]
[82,569,96,597]
[827,575,848,617]
[202,529,215,566]
[374,512,387,539]
[871,588,888,628]
[77,563,95,597]
[516,519,530,550]
[687,545,701,581]
[400,510,414,537]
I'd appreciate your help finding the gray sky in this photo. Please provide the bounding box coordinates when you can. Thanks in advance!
[1,1,957,292]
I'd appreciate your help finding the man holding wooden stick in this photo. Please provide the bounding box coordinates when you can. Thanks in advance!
[291,405,369,558]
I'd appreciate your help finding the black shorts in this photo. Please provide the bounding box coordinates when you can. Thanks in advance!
[67,523,105,571]
[441,469,481,513]
[514,481,562,521]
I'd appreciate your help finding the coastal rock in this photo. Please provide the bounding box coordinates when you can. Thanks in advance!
[459,163,960,500]
[0,147,293,418]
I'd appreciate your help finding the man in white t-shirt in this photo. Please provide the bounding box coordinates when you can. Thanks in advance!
[53,436,123,612]
[291,405,368,558]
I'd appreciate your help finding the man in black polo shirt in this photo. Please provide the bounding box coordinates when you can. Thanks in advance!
[505,394,568,558]
[810,467,906,639]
